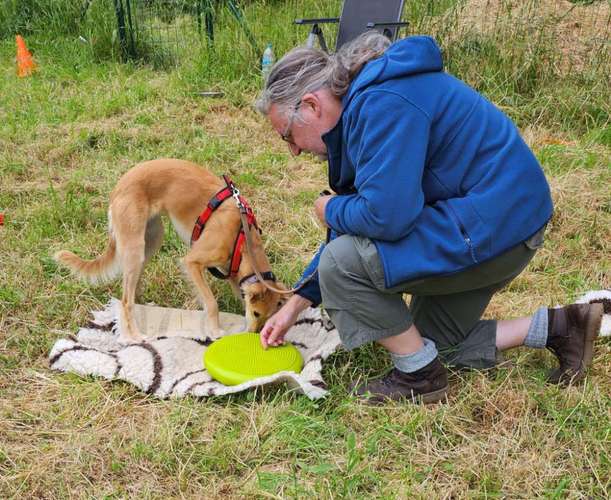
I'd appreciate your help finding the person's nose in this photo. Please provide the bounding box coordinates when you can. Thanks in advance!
[288,143,302,156]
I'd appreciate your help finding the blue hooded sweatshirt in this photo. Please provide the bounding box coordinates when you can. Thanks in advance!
[296,36,553,306]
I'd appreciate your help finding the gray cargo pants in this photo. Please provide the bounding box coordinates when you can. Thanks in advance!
[318,229,544,369]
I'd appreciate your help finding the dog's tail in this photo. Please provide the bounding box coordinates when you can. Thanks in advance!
[54,235,120,284]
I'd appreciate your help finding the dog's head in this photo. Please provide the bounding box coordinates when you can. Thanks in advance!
[242,280,290,332]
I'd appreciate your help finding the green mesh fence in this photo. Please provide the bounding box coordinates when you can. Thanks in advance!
[113,0,257,66]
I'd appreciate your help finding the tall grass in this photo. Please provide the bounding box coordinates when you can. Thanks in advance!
[0,0,609,133]
[407,0,610,132]
[1,0,120,61]
[2,0,608,134]
[148,0,611,133]
[0,0,84,38]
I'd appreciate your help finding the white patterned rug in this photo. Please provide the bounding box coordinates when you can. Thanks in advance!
[48,290,610,399]
[49,299,341,400]
[576,289,611,337]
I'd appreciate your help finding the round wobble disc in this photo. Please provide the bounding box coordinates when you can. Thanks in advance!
[204,332,304,386]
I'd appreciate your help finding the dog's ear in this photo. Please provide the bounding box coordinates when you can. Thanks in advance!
[242,282,267,303]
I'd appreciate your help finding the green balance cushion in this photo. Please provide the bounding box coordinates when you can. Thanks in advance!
[204,332,304,386]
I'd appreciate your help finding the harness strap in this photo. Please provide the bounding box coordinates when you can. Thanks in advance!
[206,228,245,280]
[190,176,260,281]
[230,232,246,276]
[190,186,233,245]
[207,267,229,280]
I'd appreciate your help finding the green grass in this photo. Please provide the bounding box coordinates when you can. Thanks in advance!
[1,0,610,498]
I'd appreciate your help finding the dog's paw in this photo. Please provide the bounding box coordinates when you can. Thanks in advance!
[117,334,146,345]
[208,327,227,339]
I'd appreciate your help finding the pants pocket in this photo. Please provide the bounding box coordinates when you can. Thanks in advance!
[353,237,386,290]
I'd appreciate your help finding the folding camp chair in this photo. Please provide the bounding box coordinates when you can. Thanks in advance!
[295,0,408,52]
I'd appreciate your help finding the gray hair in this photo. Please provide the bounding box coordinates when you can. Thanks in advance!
[255,31,390,117]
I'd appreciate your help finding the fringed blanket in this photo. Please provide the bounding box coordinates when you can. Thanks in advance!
[49,299,341,400]
[48,290,610,399]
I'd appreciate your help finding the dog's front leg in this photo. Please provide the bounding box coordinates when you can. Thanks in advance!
[184,257,225,337]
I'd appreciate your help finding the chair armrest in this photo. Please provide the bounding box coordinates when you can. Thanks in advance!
[366,21,409,29]
[294,18,340,25]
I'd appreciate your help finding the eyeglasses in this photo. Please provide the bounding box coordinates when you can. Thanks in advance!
[280,103,301,145]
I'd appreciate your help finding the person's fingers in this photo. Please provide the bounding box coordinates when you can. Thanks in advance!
[272,333,286,346]
[266,325,282,346]
[267,321,289,347]
[260,321,274,349]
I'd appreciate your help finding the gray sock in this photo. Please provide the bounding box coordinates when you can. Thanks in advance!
[390,337,438,373]
[524,307,548,348]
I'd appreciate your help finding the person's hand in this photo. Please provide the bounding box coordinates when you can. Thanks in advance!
[314,194,334,225]
[259,308,297,349]
[260,295,312,349]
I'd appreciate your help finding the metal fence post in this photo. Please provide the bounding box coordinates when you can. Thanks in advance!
[113,0,129,60]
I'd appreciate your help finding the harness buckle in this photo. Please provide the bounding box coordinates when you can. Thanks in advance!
[223,174,246,213]
[232,190,245,212]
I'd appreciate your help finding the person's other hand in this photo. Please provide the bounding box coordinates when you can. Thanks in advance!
[260,295,312,349]
[314,194,334,225]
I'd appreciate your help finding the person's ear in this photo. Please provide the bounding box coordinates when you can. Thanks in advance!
[301,92,322,118]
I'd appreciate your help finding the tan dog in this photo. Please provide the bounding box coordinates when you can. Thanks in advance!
[55,159,287,344]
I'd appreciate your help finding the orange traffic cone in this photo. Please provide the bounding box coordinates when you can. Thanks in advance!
[16,35,37,77]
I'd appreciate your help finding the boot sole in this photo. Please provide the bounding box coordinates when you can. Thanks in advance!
[357,385,449,406]
[414,384,449,404]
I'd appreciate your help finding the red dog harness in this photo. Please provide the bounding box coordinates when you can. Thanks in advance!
[190,175,259,280]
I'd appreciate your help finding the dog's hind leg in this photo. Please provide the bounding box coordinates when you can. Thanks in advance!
[111,203,149,344]
[144,215,164,263]
[118,243,147,343]
[129,214,165,300]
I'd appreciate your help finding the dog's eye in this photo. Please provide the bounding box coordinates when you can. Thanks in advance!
[277,301,283,308]
[253,311,260,318]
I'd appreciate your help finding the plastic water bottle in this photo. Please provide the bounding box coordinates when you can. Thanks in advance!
[261,43,274,82]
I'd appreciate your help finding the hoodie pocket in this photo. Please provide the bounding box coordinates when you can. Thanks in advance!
[446,199,489,264]
[458,219,478,263]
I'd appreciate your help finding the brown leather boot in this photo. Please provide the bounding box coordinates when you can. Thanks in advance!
[352,357,448,404]
[546,303,603,385]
